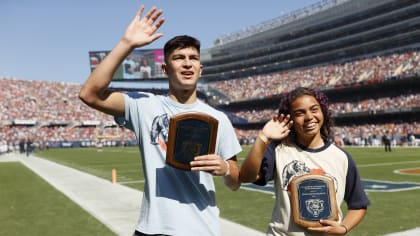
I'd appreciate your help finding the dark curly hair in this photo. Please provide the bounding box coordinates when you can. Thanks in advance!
[278,87,334,141]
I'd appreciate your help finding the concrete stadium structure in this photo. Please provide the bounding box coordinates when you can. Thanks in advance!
[196,0,420,144]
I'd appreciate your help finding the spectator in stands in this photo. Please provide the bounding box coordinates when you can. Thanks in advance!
[240,87,369,235]
[79,5,241,236]
[409,133,416,146]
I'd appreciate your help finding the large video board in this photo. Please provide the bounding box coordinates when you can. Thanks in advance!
[89,49,165,80]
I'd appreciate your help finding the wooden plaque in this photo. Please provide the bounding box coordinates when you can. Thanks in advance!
[290,174,339,228]
[166,112,218,171]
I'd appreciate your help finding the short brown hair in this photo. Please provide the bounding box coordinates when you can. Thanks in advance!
[163,35,201,63]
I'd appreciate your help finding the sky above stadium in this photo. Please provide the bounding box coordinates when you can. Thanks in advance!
[1,0,319,84]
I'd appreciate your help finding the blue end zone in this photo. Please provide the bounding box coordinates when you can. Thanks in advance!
[241,179,420,194]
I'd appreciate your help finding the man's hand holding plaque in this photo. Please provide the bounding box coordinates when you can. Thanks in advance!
[289,174,339,228]
[166,112,218,171]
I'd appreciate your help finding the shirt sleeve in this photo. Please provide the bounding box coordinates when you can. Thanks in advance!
[344,154,371,209]
[113,93,133,130]
[217,113,242,160]
[253,141,277,186]
[114,92,151,131]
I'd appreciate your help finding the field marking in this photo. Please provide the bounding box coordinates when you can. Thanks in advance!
[394,168,420,176]
[92,163,141,168]
[100,149,139,154]
[357,160,420,168]
[240,183,275,195]
[118,180,145,184]
[362,178,420,192]
[116,169,142,174]
[241,179,420,194]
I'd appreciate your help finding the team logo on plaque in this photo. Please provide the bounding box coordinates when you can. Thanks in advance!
[166,112,218,171]
[289,174,339,227]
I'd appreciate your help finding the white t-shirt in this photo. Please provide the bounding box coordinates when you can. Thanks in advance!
[119,92,242,236]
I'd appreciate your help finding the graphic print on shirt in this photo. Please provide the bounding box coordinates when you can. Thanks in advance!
[150,113,169,151]
[282,160,338,192]
[282,160,310,190]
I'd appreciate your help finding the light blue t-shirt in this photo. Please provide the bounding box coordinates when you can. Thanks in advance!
[119,92,242,236]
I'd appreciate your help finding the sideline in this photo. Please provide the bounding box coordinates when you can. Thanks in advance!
[383,228,420,236]
[3,152,419,236]
[3,153,264,236]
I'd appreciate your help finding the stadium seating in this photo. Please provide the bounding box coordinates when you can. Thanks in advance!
[2,0,420,151]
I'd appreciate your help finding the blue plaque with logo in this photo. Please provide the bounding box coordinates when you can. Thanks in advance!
[290,174,338,227]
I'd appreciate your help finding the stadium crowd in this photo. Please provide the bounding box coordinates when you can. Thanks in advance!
[231,93,420,122]
[235,122,418,147]
[0,78,136,154]
[1,48,419,155]
[209,50,420,103]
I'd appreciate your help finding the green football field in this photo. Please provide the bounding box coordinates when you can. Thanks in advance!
[2,146,420,235]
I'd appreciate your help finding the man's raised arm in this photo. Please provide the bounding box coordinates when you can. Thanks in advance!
[79,5,165,116]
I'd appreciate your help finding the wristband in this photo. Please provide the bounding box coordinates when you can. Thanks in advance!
[340,224,348,235]
[258,131,270,145]
[224,160,230,176]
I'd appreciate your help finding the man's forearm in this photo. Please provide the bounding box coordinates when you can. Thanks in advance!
[83,40,133,94]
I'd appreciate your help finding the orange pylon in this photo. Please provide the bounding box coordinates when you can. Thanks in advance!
[111,168,117,183]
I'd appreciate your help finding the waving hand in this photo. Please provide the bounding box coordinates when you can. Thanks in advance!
[122,5,165,48]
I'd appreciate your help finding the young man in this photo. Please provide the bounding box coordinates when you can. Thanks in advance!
[79,6,242,236]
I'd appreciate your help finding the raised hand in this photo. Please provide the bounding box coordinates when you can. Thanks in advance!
[261,114,293,141]
[122,5,165,48]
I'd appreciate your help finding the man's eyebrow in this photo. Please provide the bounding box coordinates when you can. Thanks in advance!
[171,53,199,58]
[171,53,185,57]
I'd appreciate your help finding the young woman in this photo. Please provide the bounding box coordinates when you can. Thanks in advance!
[240,87,369,235]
